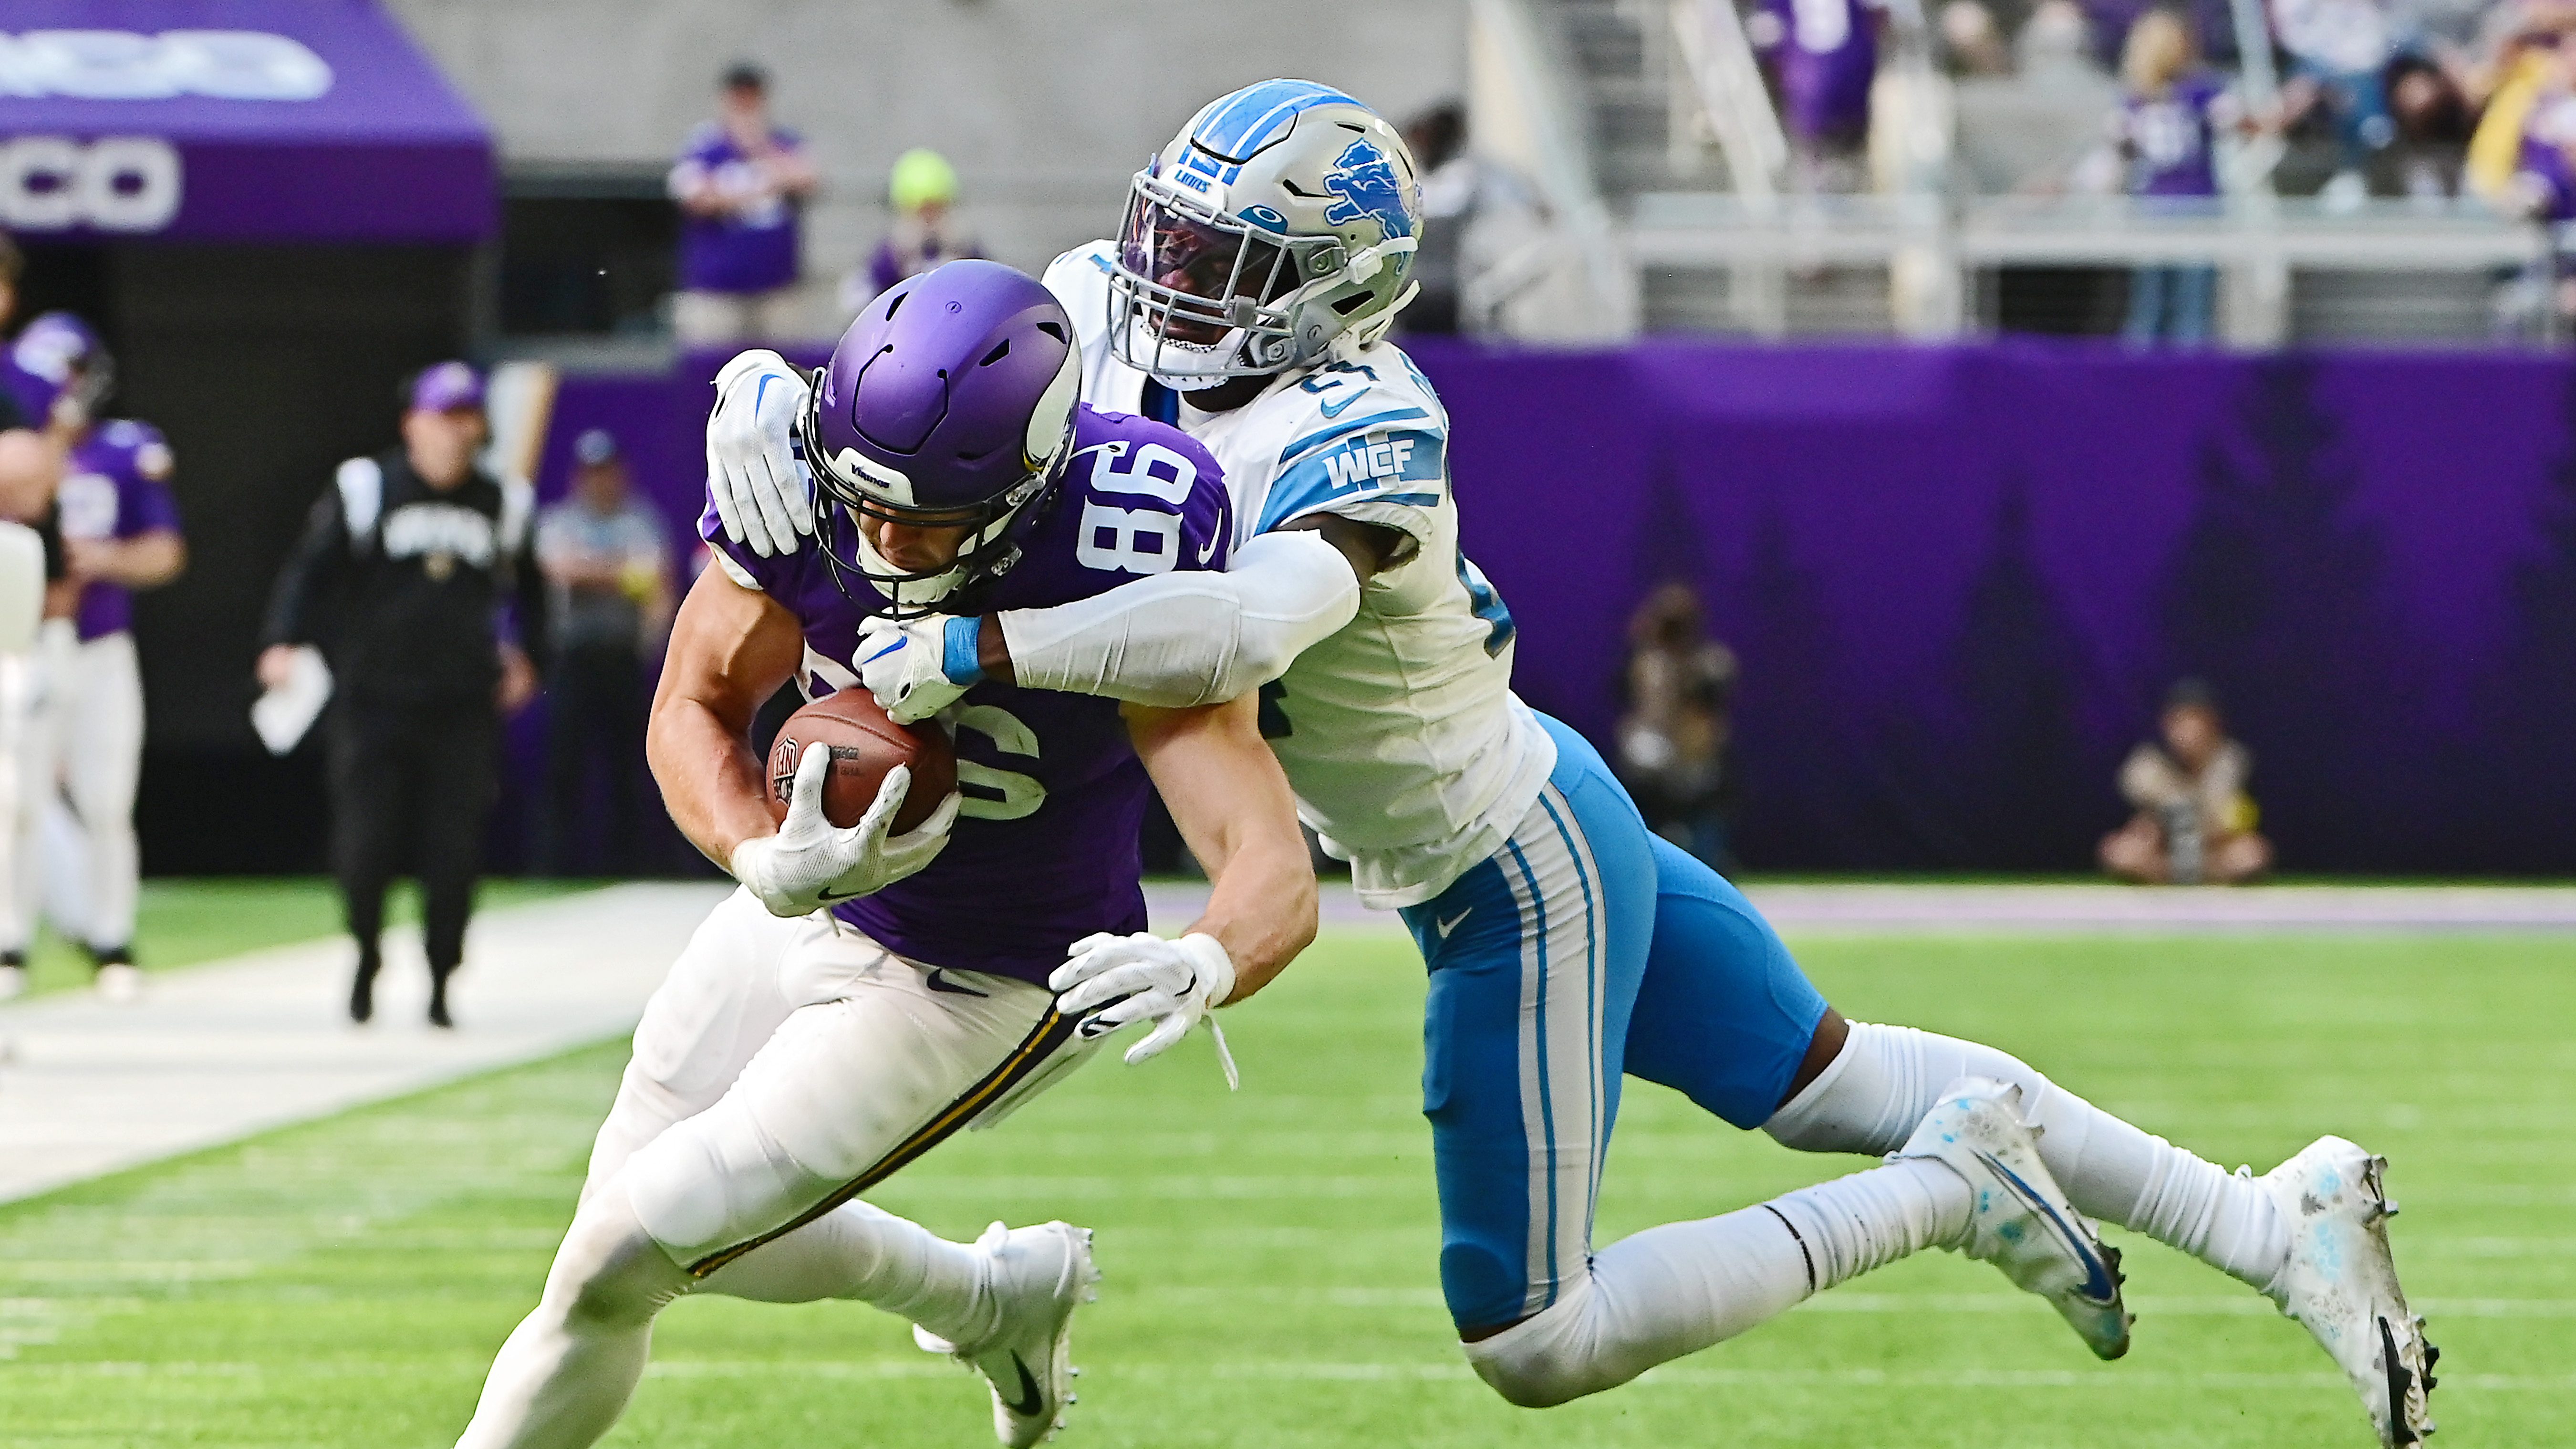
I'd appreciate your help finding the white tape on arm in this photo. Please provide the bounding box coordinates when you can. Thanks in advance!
[997,528,1360,707]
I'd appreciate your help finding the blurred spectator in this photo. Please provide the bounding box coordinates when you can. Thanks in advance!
[842,149,982,318]
[2467,21,2560,207]
[668,63,817,346]
[2099,678,2271,884]
[2375,53,2472,197]
[2020,0,2108,81]
[2274,0,2401,205]
[533,428,671,876]
[1940,0,2016,75]
[1612,584,1740,871]
[1401,101,1545,334]
[258,364,543,1028]
[1750,0,1888,191]
[2112,10,2239,344]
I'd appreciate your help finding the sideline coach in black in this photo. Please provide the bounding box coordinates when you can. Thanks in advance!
[259,363,542,1027]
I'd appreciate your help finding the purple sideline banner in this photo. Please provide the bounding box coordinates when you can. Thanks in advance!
[0,1,493,242]
[552,340,2576,875]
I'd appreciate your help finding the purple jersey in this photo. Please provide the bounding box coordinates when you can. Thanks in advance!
[1766,0,1877,141]
[2119,73,2231,198]
[704,404,1233,983]
[58,419,179,642]
[671,122,805,293]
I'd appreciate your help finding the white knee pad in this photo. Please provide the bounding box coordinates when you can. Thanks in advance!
[619,1100,837,1272]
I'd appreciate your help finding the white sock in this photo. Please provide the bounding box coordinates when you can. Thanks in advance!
[1766,1021,2289,1291]
[455,1185,692,1449]
[696,1200,995,1345]
[1464,1158,1969,1407]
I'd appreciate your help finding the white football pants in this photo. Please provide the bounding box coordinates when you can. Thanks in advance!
[0,620,75,956]
[455,888,1101,1449]
[31,631,145,950]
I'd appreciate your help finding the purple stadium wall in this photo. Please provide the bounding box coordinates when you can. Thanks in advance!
[555,340,2576,874]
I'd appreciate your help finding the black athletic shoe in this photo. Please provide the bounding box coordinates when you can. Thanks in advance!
[349,964,376,1024]
[427,978,453,1030]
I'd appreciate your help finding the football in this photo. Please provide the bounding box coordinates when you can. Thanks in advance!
[764,690,956,833]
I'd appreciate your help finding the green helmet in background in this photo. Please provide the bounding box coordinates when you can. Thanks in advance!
[1109,79,1423,389]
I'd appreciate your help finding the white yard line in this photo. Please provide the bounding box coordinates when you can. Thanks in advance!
[1143,880,2576,934]
[0,882,729,1207]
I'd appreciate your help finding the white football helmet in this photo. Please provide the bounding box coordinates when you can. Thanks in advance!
[1109,80,1423,389]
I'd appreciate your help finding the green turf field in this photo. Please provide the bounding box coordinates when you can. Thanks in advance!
[2,925,2569,1447]
[9,877,593,997]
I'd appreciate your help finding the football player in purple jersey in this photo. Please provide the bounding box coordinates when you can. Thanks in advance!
[3,316,182,1000]
[453,261,1316,1449]
[0,315,181,1002]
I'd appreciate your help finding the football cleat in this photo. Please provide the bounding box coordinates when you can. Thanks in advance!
[914,1220,1100,1447]
[95,962,143,1004]
[2258,1137,2437,1446]
[1896,1076,2133,1359]
[0,961,24,1001]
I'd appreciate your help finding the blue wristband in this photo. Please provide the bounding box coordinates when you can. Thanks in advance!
[941,616,985,687]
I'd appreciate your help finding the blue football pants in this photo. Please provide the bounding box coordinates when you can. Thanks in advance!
[1399,715,1828,1332]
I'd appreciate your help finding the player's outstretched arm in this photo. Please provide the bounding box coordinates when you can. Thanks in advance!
[1049,694,1318,1072]
[857,521,1396,723]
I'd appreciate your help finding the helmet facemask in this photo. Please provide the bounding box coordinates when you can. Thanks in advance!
[796,363,1077,619]
[1108,171,1352,389]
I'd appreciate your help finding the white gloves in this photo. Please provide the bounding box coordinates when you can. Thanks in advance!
[706,348,815,559]
[857,614,982,724]
[728,743,961,917]
[1050,930,1239,1086]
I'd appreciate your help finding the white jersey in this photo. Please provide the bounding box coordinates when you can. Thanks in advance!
[1045,241,1554,907]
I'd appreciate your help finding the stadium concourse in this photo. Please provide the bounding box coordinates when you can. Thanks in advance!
[4,878,2574,1206]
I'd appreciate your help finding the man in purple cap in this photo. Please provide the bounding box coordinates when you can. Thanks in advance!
[259,361,544,1028]
[450,261,1316,1449]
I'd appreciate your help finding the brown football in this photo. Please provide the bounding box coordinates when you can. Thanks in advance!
[764,691,956,833]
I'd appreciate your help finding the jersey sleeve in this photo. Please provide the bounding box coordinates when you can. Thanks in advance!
[1063,420,1234,584]
[697,489,800,598]
[1042,241,1138,414]
[1250,358,1449,550]
[117,423,180,534]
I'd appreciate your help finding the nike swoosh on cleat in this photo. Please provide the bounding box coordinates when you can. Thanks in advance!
[1000,1351,1046,1418]
[1973,1148,2121,1305]
[926,968,989,997]
[816,886,865,902]
[2379,1316,2422,1446]
[1435,907,1471,939]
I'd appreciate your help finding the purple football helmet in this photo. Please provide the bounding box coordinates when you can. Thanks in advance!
[4,312,112,427]
[796,259,1081,615]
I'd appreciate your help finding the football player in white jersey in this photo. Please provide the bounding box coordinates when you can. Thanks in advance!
[702,82,2433,1447]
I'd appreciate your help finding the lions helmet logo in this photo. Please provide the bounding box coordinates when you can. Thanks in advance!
[1320,138,1413,241]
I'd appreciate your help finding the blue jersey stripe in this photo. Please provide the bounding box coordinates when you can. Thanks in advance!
[1276,407,1431,468]
[1258,430,1447,532]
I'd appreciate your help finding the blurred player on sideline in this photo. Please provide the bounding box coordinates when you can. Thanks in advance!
[0,315,183,1000]
[259,363,542,1029]
[703,82,2435,1448]
[453,261,1315,1449]
[0,243,67,1001]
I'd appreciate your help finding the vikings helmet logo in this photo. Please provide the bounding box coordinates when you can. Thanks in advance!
[1321,138,1413,241]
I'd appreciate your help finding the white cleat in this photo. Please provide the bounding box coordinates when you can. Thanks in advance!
[913,1220,1100,1447]
[1897,1075,2133,1359]
[0,963,24,1002]
[95,963,143,1004]
[2259,1137,2437,1446]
